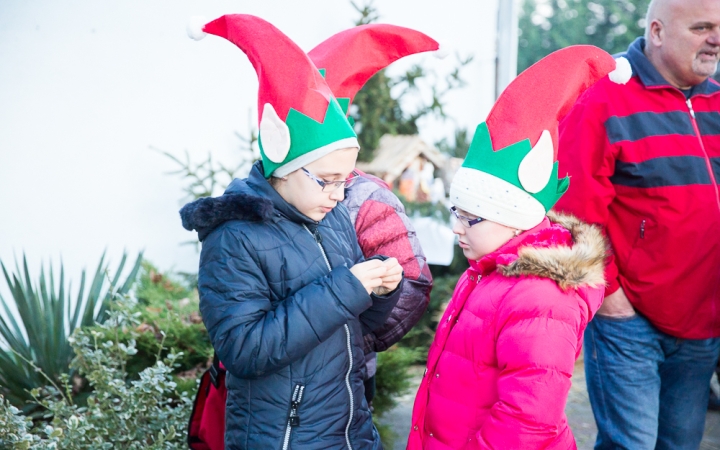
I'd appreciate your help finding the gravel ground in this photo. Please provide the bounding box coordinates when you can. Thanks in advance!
[378,356,720,450]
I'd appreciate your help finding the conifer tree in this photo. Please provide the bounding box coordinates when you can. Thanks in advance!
[518,0,651,72]
[350,1,472,161]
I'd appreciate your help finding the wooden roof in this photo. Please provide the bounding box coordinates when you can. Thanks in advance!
[356,134,448,182]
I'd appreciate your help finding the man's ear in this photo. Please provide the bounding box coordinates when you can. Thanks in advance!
[648,19,664,46]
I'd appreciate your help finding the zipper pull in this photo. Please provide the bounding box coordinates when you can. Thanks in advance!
[687,98,696,119]
[289,402,300,427]
[288,385,304,427]
[640,219,646,239]
[313,229,323,244]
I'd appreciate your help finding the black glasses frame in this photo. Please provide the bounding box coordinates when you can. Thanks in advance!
[301,168,359,192]
[451,206,485,228]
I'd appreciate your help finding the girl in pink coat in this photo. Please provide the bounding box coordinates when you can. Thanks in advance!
[408,45,632,449]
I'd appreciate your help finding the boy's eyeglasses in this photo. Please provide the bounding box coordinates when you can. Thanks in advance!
[451,206,485,228]
[302,168,359,192]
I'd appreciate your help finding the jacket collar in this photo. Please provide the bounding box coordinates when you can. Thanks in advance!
[470,212,607,290]
[472,218,555,276]
[625,37,720,97]
[179,161,320,241]
[245,161,319,227]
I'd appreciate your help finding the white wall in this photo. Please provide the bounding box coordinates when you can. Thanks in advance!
[0,0,499,292]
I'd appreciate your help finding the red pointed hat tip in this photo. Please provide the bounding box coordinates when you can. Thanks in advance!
[187,16,208,41]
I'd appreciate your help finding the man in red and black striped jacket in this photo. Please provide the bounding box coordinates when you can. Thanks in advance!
[555,0,720,448]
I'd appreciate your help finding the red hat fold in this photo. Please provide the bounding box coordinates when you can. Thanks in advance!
[308,24,440,113]
[189,14,359,177]
[202,14,333,123]
[487,45,629,157]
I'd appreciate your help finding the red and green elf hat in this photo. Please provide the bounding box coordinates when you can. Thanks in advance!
[450,45,632,229]
[307,24,441,117]
[188,14,358,178]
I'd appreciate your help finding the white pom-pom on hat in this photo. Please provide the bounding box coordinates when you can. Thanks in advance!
[187,16,208,41]
[609,56,632,84]
[434,39,451,59]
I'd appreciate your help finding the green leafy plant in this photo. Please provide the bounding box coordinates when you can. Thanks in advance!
[373,346,420,416]
[398,272,461,362]
[90,262,213,394]
[0,394,44,449]
[435,128,471,159]
[0,299,192,449]
[0,251,143,409]
[372,345,420,449]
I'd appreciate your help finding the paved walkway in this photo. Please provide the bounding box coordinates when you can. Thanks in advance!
[379,357,720,450]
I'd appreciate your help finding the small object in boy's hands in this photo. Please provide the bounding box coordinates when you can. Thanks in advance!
[371,257,402,295]
[350,259,386,294]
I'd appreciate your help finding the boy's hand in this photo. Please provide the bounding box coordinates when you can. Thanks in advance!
[372,257,402,296]
[350,259,387,294]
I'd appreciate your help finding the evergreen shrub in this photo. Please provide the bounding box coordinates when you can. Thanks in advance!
[91,262,213,394]
[0,300,192,449]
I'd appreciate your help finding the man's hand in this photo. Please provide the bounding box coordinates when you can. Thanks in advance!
[372,257,403,296]
[597,287,636,318]
[350,259,387,294]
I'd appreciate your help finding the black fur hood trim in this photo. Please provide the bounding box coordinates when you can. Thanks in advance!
[180,192,274,241]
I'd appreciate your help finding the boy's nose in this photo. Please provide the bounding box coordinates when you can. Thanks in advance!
[329,186,345,202]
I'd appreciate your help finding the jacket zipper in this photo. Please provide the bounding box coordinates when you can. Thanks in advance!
[640,219,645,239]
[342,323,355,450]
[282,384,305,450]
[686,98,720,210]
[302,224,354,450]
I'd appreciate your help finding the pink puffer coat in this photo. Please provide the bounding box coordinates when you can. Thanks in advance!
[408,213,607,449]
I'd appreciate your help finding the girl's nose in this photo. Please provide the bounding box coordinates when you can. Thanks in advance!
[451,219,465,235]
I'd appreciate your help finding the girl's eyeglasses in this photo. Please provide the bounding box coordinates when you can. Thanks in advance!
[302,168,359,192]
[451,206,485,228]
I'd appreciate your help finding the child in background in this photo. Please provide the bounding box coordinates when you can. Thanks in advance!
[307,25,439,409]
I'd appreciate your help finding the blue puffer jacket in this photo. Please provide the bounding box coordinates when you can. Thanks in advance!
[180,162,401,450]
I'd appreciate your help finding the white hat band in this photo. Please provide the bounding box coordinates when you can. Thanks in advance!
[450,168,546,230]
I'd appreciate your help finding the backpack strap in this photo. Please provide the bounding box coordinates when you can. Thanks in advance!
[209,352,226,389]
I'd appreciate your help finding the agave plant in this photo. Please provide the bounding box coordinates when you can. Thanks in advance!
[0,251,143,409]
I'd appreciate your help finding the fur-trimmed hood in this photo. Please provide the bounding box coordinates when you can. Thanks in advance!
[491,211,608,290]
[180,188,274,241]
[180,161,321,242]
